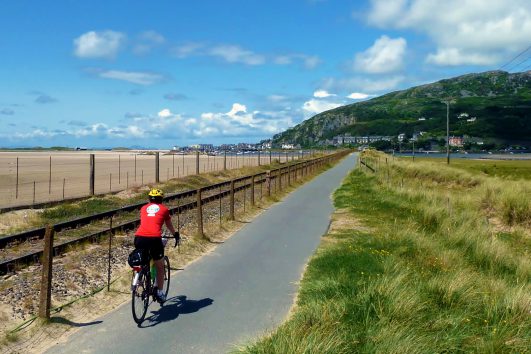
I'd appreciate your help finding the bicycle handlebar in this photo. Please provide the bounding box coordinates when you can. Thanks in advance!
[162,231,180,248]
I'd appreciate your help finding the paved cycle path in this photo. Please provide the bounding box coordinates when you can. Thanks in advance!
[47,153,357,354]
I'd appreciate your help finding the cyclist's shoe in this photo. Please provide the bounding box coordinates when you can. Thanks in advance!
[156,289,166,304]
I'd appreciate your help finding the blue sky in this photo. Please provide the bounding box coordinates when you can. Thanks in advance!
[1,0,530,148]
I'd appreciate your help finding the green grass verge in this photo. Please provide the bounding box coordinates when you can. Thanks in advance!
[237,155,530,353]
[408,157,531,180]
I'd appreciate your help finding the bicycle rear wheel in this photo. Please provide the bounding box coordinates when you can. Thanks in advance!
[161,256,170,298]
[131,271,149,324]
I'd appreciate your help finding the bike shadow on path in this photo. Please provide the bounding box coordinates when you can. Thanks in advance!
[140,296,214,328]
[49,316,103,327]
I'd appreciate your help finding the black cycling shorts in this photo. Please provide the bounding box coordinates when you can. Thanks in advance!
[134,236,164,261]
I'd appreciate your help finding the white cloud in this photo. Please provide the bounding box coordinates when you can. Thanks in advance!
[274,56,292,65]
[135,103,295,139]
[302,99,342,115]
[366,0,408,26]
[172,42,205,58]
[313,90,336,98]
[426,48,499,66]
[347,92,372,100]
[133,31,166,55]
[354,35,407,73]
[366,0,531,66]
[4,122,150,141]
[274,54,321,69]
[158,109,172,118]
[172,43,319,68]
[227,103,247,117]
[209,45,265,65]
[268,95,287,102]
[303,55,322,69]
[126,125,146,138]
[323,75,404,93]
[74,31,126,59]
[3,101,300,142]
[138,30,165,44]
[98,70,165,85]
[10,129,59,139]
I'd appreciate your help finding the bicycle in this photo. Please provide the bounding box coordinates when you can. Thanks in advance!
[129,231,179,324]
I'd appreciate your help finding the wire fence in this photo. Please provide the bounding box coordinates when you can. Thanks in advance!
[0,150,317,211]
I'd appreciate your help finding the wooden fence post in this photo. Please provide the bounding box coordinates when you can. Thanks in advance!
[250,175,255,206]
[15,157,19,199]
[230,180,235,221]
[155,152,160,183]
[196,151,200,175]
[39,226,54,319]
[107,216,113,291]
[89,154,95,195]
[197,188,204,237]
[266,171,271,197]
[223,150,227,170]
[278,168,282,191]
[288,166,291,186]
[218,185,222,228]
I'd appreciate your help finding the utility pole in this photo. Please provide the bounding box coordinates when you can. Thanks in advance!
[442,99,454,165]
[446,101,450,164]
[412,139,415,162]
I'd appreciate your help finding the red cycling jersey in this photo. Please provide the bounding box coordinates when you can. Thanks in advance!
[135,203,170,237]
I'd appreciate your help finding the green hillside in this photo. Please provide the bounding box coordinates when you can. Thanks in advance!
[273,71,531,147]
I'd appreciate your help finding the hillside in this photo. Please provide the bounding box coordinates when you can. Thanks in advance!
[273,71,531,146]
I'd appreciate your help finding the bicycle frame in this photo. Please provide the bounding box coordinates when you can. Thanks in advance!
[130,232,179,324]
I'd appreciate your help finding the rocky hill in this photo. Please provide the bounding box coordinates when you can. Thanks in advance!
[273,71,531,146]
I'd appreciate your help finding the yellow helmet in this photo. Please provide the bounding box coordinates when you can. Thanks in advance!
[148,188,164,197]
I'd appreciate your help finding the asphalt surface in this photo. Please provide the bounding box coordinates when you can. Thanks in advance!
[46,153,357,354]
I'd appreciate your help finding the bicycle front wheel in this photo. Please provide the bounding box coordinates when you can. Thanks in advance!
[162,256,170,298]
[131,271,149,324]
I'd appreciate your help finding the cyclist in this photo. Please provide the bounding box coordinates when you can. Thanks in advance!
[134,188,179,303]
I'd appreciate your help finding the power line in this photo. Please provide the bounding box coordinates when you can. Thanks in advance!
[506,55,531,72]
[499,45,531,70]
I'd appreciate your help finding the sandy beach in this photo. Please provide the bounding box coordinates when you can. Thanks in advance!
[0,150,296,209]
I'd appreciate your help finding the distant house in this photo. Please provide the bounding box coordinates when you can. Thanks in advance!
[188,144,213,152]
[418,117,426,121]
[466,117,477,122]
[333,135,392,146]
[398,133,406,142]
[200,144,214,152]
[281,143,295,149]
[458,113,469,119]
[220,144,236,151]
[368,136,392,143]
[449,136,464,147]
